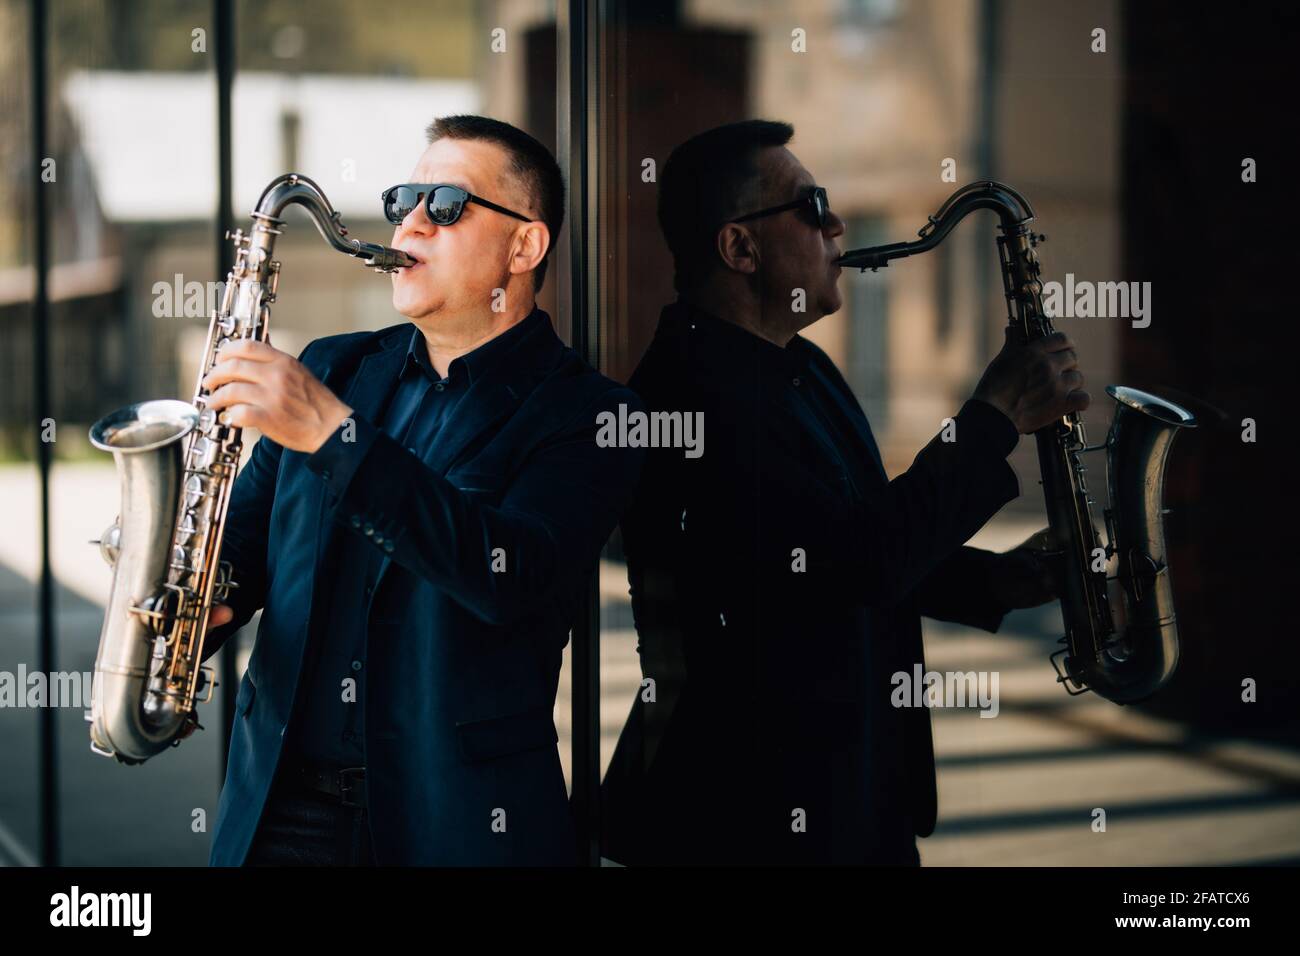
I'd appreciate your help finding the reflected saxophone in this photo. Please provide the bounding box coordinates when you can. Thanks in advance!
[87,174,414,763]
[835,181,1196,704]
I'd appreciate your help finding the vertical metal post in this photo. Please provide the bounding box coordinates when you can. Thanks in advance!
[29,0,59,867]
[215,0,237,771]
[558,0,602,866]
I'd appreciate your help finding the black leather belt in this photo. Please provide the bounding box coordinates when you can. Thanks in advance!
[286,761,367,810]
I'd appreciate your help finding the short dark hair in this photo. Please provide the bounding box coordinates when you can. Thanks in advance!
[425,115,565,294]
[657,120,795,293]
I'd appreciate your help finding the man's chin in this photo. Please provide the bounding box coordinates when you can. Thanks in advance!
[392,294,442,320]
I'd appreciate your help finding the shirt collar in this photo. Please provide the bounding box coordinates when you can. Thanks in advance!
[401,307,546,386]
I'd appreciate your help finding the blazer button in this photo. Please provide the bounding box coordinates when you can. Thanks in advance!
[384,541,395,554]
[350,515,361,529]
[363,523,374,536]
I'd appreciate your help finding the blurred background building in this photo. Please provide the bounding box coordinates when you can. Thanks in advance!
[2,0,1297,866]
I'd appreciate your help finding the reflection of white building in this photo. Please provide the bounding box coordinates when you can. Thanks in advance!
[63,72,479,221]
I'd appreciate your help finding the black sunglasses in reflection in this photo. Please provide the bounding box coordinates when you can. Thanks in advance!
[382,183,534,226]
[731,186,831,229]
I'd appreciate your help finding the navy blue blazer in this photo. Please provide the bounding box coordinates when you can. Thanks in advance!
[201,309,644,866]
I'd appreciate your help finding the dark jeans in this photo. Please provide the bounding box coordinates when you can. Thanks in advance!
[244,765,376,866]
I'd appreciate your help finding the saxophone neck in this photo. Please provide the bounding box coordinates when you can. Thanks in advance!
[834,180,1037,270]
[250,172,415,272]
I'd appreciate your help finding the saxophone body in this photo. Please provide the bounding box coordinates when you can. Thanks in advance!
[88,174,414,763]
[835,181,1196,704]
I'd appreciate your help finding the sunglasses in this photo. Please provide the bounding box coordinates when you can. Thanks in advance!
[382,183,534,227]
[731,186,832,229]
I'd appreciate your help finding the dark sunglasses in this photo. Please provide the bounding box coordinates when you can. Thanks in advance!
[731,186,831,229]
[382,183,534,226]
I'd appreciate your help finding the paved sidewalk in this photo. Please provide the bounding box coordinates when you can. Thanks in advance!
[4,463,1298,865]
[586,523,1300,866]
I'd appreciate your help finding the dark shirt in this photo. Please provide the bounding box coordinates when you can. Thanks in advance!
[284,312,542,767]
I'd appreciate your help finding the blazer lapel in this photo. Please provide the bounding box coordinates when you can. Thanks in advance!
[309,328,408,577]
[423,366,531,475]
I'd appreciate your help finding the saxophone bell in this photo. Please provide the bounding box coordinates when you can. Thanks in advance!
[1054,385,1196,702]
[88,399,199,762]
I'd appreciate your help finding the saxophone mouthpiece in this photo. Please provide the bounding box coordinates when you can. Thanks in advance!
[833,250,889,271]
[354,241,417,273]
[834,241,915,271]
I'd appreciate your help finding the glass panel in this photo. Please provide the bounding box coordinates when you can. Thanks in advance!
[591,0,1131,866]
[0,0,40,867]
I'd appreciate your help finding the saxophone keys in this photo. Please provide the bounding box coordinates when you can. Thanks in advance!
[183,474,206,509]
[176,510,199,541]
[213,561,239,601]
[190,436,218,471]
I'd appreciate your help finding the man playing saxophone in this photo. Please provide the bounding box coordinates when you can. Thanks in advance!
[601,120,1086,865]
[197,115,644,865]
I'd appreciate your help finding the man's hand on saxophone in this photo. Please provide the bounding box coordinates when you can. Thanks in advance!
[202,337,354,454]
[972,327,1091,434]
[207,604,234,631]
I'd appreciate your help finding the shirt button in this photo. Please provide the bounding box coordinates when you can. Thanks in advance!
[374,534,385,545]
[792,377,802,387]
[321,468,332,480]
[435,382,445,392]
[363,523,374,536]
[384,541,395,554]
[351,660,362,671]
[350,515,361,529]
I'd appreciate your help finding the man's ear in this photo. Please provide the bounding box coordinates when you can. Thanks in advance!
[715,223,760,275]
[509,221,551,278]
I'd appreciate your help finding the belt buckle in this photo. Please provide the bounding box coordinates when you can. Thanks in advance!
[337,766,366,809]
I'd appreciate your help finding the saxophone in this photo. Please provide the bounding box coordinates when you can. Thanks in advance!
[87,173,414,763]
[835,181,1197,704]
